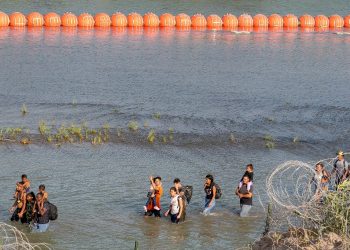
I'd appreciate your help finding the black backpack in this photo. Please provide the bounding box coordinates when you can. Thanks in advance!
[214,183,222,199]
[48,202,58,220]
[183,186,193,204]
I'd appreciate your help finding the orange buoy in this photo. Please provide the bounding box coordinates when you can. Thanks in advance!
[269,14,283,27]
[9,12,26,27]
[207,14,222,28]
[253,14,268,27]
[314,15,329,28]
[27,12,44,27]
[176,13,191,27]
[143,12,159,27]
[191,14,206,27]
[111,12,127,27]
[78,13,94,27]
[345,15,350,28]
[329,14,344,28]
[299,14,315,28]
[160,13,175,27]
[127,12,143,27]
[222,14,238,28]
[283,14,298,27]
[94,12,111,27]
[61,12,78,27]
[0,12,10,27]
[44,12,61,27]
[238,14,253,27]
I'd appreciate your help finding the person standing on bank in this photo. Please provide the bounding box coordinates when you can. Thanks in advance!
[203,174,216,215]
[236,175,253,217]
[331,151,349,186]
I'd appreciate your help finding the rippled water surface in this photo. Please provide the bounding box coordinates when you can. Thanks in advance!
[0,0,350,249]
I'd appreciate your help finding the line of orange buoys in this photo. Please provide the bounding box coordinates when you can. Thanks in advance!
[0,12,349,29]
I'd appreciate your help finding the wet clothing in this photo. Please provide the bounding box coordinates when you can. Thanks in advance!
[36,202,50,224]
[333,158,349,184]
[170,195,180,214]
[239,183,253,206]
[24,201,35,224]
[204,183,215,200]
[240,204,252,217]
[31,222,49,233]
[145,209,161,217]
[203,198,215,215]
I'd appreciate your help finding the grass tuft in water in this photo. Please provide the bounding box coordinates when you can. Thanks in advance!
[147,129,155,144]
[21,104,28,116]
[128,121,139,132]
[264,135,275,149]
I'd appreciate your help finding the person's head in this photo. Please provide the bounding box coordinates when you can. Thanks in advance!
[170,187,177,197]
[205,174,214,185]
[16,183,24,192]
[153,176,162,186]
[337,150,345,160]
[21,174,28,182]
[26,192,35,202]
[242,175,251,184]
[315,162,324,172]
[39,184,46,192]
[246,164,254,172]
[173,178,182,188]
[36,192,43,202]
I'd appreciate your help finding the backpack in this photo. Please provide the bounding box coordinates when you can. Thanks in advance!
[47,202,58,220]
[183,186,193,204]
[214,183,222,199]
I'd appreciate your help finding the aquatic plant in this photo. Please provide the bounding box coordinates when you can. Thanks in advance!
[293,136,300,144]
[38,120,50,136]
[264,135,275,149]
[147,129,155,144]
[152,112,161,120]
[128,121,139,132]
[21,103,28,116]
[229,133,237,143]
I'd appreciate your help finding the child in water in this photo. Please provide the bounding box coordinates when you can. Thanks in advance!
[39,184,48,201]
[14,174,31,198]
[143,184,157,212]
[238,164,254,191]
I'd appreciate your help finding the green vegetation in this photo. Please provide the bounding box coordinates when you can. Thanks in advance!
[152,112,161,120]
[264,135,275,149]
[21,104,28,116]
[128,121,139,132]
[147,129,155,144]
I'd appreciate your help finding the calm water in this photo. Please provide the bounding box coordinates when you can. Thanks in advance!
[0,0,350,249]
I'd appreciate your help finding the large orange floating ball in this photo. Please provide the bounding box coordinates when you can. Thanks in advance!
[61,12,78,27]
[143,12,159,27]
[27,12,44,27]
[10,12,27,27]
[0,12,10,27]
[111,12,127,27]
[238,14,253,27]
[78,13,94,27]
[269,14,283,27]
[283,14,298,27]
[207,14,222,28]
[160,13,175,27]
[191,14,206,27]
[176,13,191,27]
[299,14,315,28]
[222,14,238,28]
[127,12,143,27]
[314,15,329,28]
[44,12,61,27]
[345,15,350,28]
[94,12,111,27]
[253,14,268,27]
[329,14,344,28]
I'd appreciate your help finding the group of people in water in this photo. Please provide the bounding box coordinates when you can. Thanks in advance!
[9,174,55,232]
[143,150,350,224]
[143,164,255,223]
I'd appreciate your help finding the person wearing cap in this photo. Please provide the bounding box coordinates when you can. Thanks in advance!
[331,151,349,186]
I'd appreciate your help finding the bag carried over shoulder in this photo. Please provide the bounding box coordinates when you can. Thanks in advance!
[47,201,58,220]
[183,185,193,204]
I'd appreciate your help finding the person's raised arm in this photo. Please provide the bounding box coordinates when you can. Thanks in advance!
[149,176,156,189]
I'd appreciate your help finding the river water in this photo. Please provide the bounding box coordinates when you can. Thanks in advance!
[0,1,350,249]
